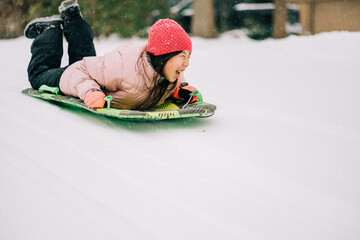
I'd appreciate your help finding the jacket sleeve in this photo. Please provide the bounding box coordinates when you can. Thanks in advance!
[59,48,124,100]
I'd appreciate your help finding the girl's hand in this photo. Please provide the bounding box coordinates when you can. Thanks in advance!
[84,89,106,109]
[173,82,200,103]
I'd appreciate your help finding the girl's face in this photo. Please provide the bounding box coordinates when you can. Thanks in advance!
[163,50,191,83]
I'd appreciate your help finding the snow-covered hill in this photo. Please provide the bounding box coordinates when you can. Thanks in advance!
[1,31,360,240]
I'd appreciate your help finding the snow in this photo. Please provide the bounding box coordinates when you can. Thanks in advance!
[1,30,360,240]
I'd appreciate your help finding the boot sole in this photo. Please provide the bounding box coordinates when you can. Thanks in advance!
[24,16,63,39]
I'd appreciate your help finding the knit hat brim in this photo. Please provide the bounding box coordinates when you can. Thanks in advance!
[147,19,192,56]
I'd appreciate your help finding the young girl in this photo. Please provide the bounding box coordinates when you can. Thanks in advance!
[25,0,200,110]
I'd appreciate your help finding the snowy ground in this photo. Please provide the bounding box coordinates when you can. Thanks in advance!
[1,30,360,240]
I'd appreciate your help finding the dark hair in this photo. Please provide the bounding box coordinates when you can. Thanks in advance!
[136,51,181,110]
[147,51,181,75]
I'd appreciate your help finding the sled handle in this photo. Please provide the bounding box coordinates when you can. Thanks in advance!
[39,85,60,95]
[104,95,112,109]
[193,91,203,103]
[182,91,203,109]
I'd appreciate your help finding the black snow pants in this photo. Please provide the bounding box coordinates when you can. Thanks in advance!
[27,16,96,90]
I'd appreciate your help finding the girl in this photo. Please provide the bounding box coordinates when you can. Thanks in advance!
[25,0,200,110]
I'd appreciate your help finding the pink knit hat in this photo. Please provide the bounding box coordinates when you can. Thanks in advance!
[146,19,192,56]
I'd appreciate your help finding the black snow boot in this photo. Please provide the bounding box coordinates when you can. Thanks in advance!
[59,0,82,23]
[58,0,96,64]
[24,15,63,39]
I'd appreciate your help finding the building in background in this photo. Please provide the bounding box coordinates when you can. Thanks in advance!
[170,0,301,39]
[170,0,360,39]
[296,0,360,35]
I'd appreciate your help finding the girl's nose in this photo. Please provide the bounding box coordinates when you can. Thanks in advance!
[183,58,190,67]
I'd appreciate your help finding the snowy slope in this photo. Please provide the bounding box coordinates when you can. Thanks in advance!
[1,31,360,240]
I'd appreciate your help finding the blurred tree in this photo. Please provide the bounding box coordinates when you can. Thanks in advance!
[0,0,28,38]
[0,0,171,39]
[89,0,170,37]
[215,0,237,32]
[272,0,288,38]
[191,0,217,38]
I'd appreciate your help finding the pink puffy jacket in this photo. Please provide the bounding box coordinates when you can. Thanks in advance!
[59,43,185,109]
